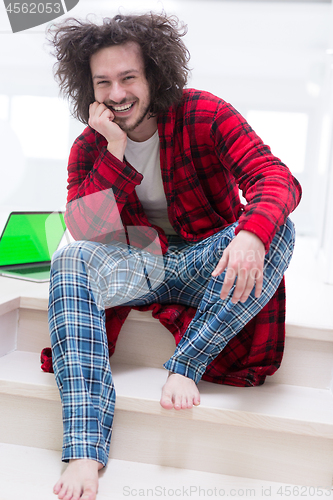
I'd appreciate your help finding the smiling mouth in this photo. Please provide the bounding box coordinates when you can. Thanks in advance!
[110,102,135,113]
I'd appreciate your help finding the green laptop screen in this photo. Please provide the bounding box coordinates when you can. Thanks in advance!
[0,212,66,267]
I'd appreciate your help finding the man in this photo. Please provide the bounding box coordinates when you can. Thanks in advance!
[47,12,301,500]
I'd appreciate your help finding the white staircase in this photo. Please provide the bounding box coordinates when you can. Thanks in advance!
[0,236,333,498]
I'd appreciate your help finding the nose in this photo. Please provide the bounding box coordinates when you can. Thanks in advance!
[108,82,127,104]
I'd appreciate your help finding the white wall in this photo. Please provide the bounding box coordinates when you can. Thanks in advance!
[0,0,331,242]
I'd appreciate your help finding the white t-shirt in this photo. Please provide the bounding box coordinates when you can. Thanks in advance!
[125,131,176,235]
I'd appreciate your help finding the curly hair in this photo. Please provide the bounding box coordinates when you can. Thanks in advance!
[47,13,191,124]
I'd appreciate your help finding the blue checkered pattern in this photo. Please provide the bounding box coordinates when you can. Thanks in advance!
[48,218,295,466]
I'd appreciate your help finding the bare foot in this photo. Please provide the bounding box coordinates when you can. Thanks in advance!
[53,458,103,500]
[160,372,201,410]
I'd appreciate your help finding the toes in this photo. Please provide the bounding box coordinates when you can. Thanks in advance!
[193,394,201,406]
[81,484,98,500]
[53,481,63,495]
[186,398,194,409]
[71,486,83,500]
[173,393,182,410]
[57,483,69,500]
[160,391,174,410]
[180,395,190,409]
[177,395,195,410]
[160,374,201,410]
[63,485,77,500]
[63,490,72,500]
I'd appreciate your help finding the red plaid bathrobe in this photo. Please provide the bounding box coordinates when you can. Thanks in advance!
[41,89,302,386]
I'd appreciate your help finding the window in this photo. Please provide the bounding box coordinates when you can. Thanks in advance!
[10,96,70,159]
[246,110,309,175]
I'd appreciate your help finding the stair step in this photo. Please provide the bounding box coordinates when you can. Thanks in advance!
[0,304,329,389]
[114,311,333,390]
[3,442,331,500]
[0,350,332,487]
[1,275,333,389]
[1,350,333,435]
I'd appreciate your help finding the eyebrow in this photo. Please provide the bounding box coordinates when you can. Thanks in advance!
[92,69,140,80]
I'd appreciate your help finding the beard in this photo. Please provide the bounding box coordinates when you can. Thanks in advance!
[111,101,151,134]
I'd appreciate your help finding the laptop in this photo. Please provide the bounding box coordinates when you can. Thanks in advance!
[0,211,67,282]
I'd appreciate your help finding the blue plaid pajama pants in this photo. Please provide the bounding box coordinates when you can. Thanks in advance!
[48,218,295,467]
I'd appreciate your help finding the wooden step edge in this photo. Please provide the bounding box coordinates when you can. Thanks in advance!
[0,297,20,317]
[13,301,333,344]
[127,311,333,339]
[1,371,333,440]
[115,394,333,439]
[15,298,333,344]
[0,379,59,402]
[0,275,332,338]
[0,276,331,342]
[19,295,49,311]
[286,323,333,342]
[0,276,49,312]
[0,295,48,316]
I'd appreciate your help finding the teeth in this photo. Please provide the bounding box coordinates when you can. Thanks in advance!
[112,103,133,112]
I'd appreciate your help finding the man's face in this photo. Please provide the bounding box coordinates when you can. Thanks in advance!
[90,42,153,139]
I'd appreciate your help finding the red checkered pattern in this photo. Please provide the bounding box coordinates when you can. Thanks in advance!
[42,89,301,386]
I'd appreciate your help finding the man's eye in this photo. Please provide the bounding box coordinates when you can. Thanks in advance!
[124,76,134,81]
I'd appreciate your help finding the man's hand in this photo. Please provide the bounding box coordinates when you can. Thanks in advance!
[212,230,265,304]
[88,102,127,161]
